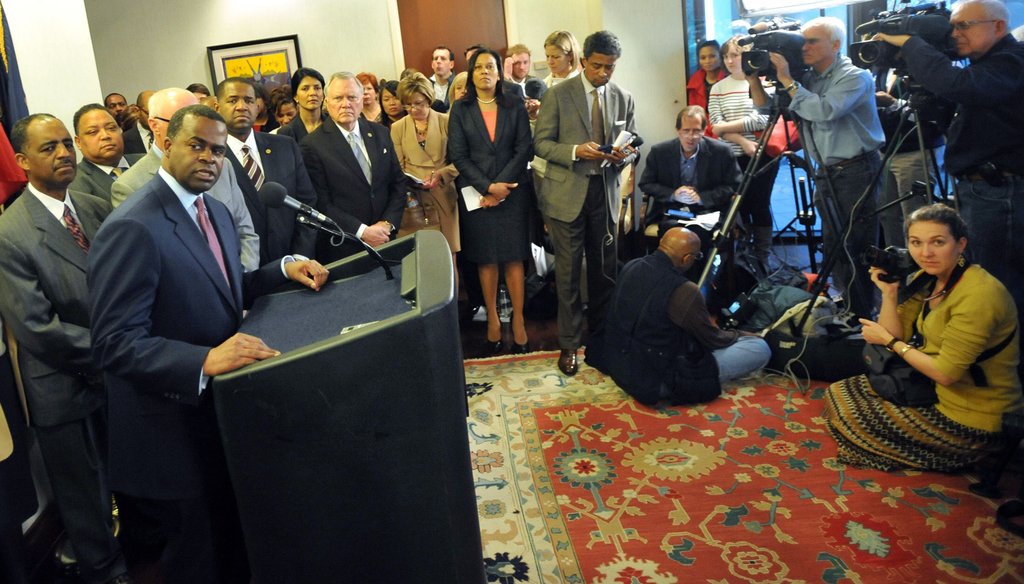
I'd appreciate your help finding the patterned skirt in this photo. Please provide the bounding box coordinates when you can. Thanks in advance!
[823,375,1001,472]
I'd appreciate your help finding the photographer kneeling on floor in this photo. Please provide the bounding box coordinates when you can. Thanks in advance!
[586,227,770,406]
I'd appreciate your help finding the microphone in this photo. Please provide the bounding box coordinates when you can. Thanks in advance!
[259,182,332,225]
[748,16,801,35]
[600,130,641,168]
[258,181,395,280]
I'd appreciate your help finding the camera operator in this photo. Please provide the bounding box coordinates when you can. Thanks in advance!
[873,0,1024,376]
[748,17,885,320]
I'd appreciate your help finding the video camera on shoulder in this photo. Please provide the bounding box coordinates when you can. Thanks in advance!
[862,245,918,283]
[738,17,809,84]
[851,2,957,72]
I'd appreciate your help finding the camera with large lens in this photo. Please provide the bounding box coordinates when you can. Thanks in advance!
[862,245,918,283]
[738,17,808,84]
[850,2,956,71]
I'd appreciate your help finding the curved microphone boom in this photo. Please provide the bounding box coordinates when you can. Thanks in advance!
[258,182,394,280]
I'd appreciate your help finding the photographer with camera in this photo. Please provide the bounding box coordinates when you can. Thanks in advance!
[748,17,885,320]
[825,203,1021,471]
[873,0,1024,380]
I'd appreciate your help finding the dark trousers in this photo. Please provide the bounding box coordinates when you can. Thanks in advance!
[545,176,618,349]
[34,408,127,584]
[815,152,881,319]
[133,486,249,584]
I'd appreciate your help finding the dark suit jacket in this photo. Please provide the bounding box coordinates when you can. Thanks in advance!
[68,154,143,203]
[447,97,533,194]
[88,176,289,499]
[0,190,111,427]
[639,136,741,222]
[227,133,318,263]
[299,118,406,263]
[122,124,147,155]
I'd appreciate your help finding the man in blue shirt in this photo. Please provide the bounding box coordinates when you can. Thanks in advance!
[750,17,884,319]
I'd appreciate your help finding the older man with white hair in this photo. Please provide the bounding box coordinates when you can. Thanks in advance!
[749,16,884,320]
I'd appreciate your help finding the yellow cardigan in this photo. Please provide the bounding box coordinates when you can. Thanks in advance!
[897,264,1022,431]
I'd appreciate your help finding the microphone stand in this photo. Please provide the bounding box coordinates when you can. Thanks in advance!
[296,215,395,280]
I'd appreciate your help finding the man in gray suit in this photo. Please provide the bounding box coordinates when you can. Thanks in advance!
[0,114,132,584]
[534,30,639,375]
[112,87,260,272]
[68,104,143,202]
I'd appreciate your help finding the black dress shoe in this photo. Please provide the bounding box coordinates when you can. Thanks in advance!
[485,339,505,355]
[512,341,530,354]
[558,349,579,375]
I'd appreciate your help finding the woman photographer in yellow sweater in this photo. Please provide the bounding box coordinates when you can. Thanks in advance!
[825,203,1021,471]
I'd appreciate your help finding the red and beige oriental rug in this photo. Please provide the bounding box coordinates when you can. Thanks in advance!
[464,351,1024,584]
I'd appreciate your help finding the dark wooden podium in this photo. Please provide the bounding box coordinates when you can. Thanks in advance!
[213,231,484,583]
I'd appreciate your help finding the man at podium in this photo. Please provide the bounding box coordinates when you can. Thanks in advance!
[88,104,327,584]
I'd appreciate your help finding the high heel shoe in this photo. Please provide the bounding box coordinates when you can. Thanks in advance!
[512,341,530,354]
[484,339,505,355]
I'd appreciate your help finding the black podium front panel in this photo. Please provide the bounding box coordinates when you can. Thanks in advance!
[213,232,484,583]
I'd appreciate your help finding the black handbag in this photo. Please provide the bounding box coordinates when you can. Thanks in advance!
[862,342,937,407]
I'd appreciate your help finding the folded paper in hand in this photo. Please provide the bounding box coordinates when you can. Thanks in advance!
[461,185,483,211]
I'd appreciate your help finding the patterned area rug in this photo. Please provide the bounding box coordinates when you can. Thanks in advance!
[465,351,1024,584]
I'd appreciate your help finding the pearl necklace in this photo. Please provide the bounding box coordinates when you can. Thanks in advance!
[476,96,496,104]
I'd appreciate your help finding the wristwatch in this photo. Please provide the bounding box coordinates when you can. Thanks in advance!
[784,81,799,94]
[885,337,900,352]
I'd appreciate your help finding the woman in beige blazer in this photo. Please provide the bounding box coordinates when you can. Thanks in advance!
[392,72,461,279]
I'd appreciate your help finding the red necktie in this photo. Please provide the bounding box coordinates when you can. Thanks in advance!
[195,195,230,286]
[62,205,90,253]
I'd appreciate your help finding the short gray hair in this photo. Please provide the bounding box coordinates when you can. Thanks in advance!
[803,16,846,49]
[953,0,1009,22]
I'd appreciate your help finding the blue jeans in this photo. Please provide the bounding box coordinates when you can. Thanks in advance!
[713,335,772,382]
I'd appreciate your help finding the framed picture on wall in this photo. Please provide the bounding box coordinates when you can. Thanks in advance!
[207,35,302,96]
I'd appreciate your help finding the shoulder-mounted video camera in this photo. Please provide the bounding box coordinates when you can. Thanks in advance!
[738,17,809,84]
[851,2,957,71]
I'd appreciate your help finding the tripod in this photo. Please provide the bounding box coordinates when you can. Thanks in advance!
[697,91,797,289]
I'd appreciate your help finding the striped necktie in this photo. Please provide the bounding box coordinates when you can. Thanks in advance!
[241,145,265,190]
[62,205,90,253]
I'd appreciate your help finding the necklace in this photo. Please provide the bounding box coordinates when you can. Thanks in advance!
[477,96,496,104]
[923,286,948,302]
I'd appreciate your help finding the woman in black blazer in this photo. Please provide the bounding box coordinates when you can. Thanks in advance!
[448,48,534,354]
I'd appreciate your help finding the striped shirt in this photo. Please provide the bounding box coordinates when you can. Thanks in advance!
[707,76,769,156]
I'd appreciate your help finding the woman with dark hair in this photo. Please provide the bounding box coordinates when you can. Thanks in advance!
[825,203,1022,471]
[357,72,383,123]
[686,39,725,125]
[268,85,297,135]
[378,80,406,128]
[278,67,325,142]
[448,49,534,354]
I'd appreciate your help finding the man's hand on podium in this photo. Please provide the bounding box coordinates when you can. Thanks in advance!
[285,259,329,291]
[204,332,280,376]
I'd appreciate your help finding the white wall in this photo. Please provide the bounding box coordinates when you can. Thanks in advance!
[505,0,602,76]
[601,0,689,163]
[84,0,401,100]
[6,0,102,133]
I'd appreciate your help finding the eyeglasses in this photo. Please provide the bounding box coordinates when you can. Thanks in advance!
[152,116,171,123]
[686,251,704,262]
[951,19,998,31]
[404,101,431,110]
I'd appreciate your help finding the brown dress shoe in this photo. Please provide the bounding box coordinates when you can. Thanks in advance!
[558,349,579,376]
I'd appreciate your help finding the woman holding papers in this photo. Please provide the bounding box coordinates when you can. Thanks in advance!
[449,48,535,354]
[392,73,461,279]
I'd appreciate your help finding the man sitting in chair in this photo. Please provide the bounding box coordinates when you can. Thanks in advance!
[639,106,741,237]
